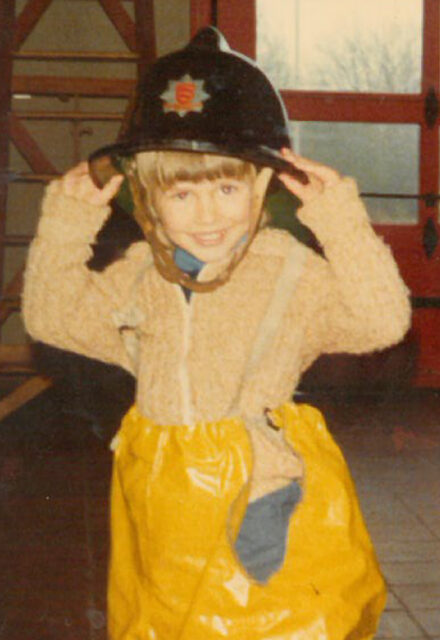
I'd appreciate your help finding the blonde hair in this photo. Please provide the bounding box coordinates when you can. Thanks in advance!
[135,150,257,192]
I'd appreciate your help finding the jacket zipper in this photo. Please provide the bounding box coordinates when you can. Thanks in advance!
[176,286,194,425]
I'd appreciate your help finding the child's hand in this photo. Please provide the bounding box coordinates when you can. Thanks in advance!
[56,162,124,207]
[278,148,341,205]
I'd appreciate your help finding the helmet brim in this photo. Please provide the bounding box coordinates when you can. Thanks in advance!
[88,140,308,215]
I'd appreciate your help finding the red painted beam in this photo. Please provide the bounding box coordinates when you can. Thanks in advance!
[98,0,137,52]
[282,91,423,124]
[0,267,24,326]
[422,0,440,90]
[419,0,440,224]
[9,113,58,174]
[13,0,53,50]
[0,1,15,296]
[12,75,134,97]
[190,0,213,35]
[134,0,156,78]
[412,308,440,387]
[375,224,440,297]
[217,0,255,58]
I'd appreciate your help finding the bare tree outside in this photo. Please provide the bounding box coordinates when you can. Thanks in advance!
[257,29,295,89]
[257,23,420,94]
[312,28,420,93]
[256,0,422,94]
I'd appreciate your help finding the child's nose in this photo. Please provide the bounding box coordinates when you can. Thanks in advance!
[194,192,219,225]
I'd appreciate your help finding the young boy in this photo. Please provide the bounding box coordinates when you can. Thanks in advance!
[23,28,410,640]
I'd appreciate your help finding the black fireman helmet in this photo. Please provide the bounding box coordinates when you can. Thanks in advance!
[89,26,306,188]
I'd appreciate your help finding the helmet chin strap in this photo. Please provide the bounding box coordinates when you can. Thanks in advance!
[126,160,273,293]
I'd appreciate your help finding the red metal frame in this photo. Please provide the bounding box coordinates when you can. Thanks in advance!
[190,0,256,57]
[13,0,53,50]
[98,0,137,52]
[190,0,213,35]
[217,0,255,58]
[0,2,15,296]
[281,92,423,124]
[134,0,156,77]
[420,0,440,224]
[12,75,134,97]
[9,114,57,174]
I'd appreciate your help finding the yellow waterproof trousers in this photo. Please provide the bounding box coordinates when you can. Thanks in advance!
[108,403,386,639]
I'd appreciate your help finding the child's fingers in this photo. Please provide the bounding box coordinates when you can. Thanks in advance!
[71,161,89,174]
[98,173,124,203]
[279,148,341,203]
[59,163,93,195]
[57,164,123,206]
[77,172,123,206]
[281,148,340,186]
[63,161,90,180]
[278,171,323,203]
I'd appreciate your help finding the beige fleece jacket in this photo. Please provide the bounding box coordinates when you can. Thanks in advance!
[22,177,411,497]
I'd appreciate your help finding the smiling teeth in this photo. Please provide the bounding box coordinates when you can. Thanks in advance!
[193,231,225,245]
[200,232,221,239]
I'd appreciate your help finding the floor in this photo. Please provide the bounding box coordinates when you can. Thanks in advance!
[318,393,440,640]
[0,379,439,639]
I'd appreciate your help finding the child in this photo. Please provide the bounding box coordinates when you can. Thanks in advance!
[23,28,411,640]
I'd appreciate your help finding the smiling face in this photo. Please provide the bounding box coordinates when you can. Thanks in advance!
[152,176,254,263]
[136,151,259,264]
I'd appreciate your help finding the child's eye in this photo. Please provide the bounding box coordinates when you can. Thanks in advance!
[219,183,236,195]
[173,191,189,201]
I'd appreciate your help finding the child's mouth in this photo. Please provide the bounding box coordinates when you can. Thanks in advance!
[191,230,226,246]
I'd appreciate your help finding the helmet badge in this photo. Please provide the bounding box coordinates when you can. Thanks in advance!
[160,73,210,117]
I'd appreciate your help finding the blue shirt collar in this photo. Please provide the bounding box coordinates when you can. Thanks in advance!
[174,246,205,273]
[173,233,249,274]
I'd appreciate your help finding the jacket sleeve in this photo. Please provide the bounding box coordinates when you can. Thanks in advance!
[22,180,151,373]
[296,177,411,360]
